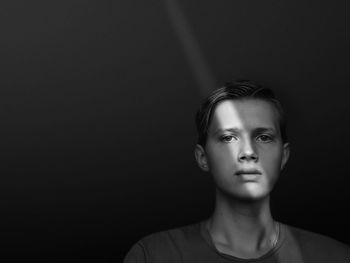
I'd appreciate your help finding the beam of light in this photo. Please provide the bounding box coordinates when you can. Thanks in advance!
[163,0,218,97]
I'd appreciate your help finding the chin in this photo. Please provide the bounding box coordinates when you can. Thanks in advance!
[219,186,270,203]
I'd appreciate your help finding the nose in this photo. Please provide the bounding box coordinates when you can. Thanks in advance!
[238,140,258,162]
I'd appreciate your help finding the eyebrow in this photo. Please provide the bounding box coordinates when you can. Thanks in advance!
[213,128,241,135]
[213,127,276,135]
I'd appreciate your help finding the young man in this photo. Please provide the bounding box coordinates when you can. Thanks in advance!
[123,80,350,262]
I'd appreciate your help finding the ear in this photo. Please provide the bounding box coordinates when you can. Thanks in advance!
[194,144,210,172]
[280,142,290,170]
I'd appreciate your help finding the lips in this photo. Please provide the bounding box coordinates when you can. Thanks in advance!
[235,169,262,176]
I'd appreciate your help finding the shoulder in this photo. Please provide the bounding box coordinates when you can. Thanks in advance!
[139,223,203,253]
[283,223,350,261]
[124,223,203,263]
[286,224,349,248]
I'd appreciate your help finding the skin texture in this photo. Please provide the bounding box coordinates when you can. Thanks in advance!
[194,98,290,258]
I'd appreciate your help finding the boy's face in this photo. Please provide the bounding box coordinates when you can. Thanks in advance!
[195,99,289,201]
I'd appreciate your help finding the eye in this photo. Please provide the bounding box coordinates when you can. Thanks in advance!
[220,135,237,143]
[256,134,273,143]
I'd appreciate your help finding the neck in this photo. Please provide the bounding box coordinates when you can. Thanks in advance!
[207,189,278,258]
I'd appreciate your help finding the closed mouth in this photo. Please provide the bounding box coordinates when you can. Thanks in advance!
[235,169,262,176]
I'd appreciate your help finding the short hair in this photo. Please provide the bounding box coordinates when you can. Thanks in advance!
[195,80,287,147]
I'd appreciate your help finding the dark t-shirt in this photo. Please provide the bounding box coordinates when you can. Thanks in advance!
[123,221,350,263]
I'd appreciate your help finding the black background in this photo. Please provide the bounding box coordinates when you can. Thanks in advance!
[0,0,349,261]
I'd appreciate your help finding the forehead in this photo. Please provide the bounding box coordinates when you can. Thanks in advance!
[208,99,279,132]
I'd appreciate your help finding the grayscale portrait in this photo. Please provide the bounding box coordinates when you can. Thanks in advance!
[1,0,349,262]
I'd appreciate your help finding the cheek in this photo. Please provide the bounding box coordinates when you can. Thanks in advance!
[259,147,283,173]
[207,145,238,172]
